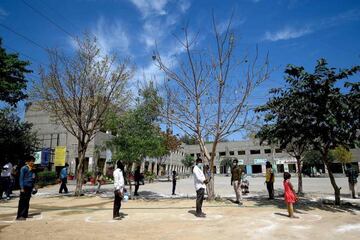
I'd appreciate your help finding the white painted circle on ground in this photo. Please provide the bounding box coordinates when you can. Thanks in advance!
[84,216,119,223]
[336,224,360,233]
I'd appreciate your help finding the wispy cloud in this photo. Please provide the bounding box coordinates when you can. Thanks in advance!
[91,17,130,56]
[178,0,191,13]
[129,0,169,17]
[0,7,8,19]
[264,26,311,41]
[264,9,360,42]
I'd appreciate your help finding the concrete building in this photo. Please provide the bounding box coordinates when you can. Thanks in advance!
[25,103,111,175]
[183,141,360,175]
[25,103,188,176]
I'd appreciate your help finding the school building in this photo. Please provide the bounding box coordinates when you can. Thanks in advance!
[183,141,360,175]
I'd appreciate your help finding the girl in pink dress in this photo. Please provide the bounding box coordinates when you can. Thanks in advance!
[283,172,298,218]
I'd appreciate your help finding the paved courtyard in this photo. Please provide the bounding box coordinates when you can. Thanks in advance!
[1,176,359,240]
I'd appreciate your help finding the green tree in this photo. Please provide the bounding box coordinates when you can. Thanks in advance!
[256,92,310,194]
[109,82,173,194]
[0,108,38,166]
[0,39,32,106]
[181,154,194,171]
[331,146,353,164]
[258,59,359,205]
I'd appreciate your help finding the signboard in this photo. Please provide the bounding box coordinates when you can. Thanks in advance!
[34,151,42,164]
[41,148,51,166]
[54,146,66,166]
[238,159,244,165]
[254,159,267,164]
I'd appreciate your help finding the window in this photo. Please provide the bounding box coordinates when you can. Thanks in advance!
[196,153,201,157]
[275,148,282,153]
[238,150,246,155]
[250,150,261,155]
[190,153,194,157]
[264,149,271,154]
[219,152,226,156]
[229,151,234,156]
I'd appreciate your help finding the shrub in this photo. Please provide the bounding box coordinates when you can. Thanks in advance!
[36,171,57,187]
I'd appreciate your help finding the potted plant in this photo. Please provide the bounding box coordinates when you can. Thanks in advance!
[68,171,75,180]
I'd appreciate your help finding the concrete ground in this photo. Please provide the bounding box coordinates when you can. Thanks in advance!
[1,176,359,240]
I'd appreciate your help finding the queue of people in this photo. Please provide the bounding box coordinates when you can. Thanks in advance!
[2,155,359,221]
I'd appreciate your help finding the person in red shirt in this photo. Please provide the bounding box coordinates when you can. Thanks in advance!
[283,172,298,218]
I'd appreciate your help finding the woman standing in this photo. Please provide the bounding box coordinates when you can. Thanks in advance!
[113,161,125,219]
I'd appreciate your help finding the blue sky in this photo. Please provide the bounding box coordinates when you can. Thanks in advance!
[1,0,360,139]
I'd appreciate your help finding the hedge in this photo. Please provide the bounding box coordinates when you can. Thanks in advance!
[37,171,57,187]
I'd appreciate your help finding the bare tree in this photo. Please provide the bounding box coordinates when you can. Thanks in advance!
[153,13,270,200]
[33,35,133,196]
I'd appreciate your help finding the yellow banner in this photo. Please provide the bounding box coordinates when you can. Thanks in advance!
[54,146,66,166]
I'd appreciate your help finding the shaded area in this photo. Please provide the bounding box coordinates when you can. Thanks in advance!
[0,225,10,232]
[248,195,360,215]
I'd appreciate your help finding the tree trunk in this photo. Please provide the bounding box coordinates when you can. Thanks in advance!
[295,156,303,195]
[207,171,215,200]
[75,142,87,196]
[323,151,341,205]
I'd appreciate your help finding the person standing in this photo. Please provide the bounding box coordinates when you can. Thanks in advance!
[231,159,243,204]
[95,171,104,194]
[1,161,13,200]
[134,166,141,196]
[16,156,36,220]
[172,170,177,195]
[265,161,275,199]
[346,164,359,199]
[113,161,125,219]
[283,172,298,218]
[59,163,69,194]
[193,157,208,218]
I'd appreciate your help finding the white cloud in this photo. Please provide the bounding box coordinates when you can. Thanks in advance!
[129,0,169,17]
[92,17,130,56]
[263,9,360,42]
[0,7,8,19]
[264,26,311,41]
[178,0,191,13]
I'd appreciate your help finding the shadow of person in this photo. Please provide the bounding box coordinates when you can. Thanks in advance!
[188,210,197,216]
[27,212,41,218]
[119,212,128,218]
[274,212,289,218]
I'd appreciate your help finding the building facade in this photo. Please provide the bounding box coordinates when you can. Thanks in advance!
[25,103,360,176]
[25,103,112,175]
[183,141,360,175]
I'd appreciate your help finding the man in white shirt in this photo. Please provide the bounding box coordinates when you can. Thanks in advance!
[1,162,13,200]
[113,161,125,219]
[193,157,208,218]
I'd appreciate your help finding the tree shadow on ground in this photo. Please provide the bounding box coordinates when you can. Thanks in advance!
[246,195,360,215]
[133,191,165,200]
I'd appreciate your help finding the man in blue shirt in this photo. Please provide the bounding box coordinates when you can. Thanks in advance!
[59,163,69,194]
[16,156,36,220]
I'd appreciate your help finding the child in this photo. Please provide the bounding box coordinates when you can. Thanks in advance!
[283,172,298,218]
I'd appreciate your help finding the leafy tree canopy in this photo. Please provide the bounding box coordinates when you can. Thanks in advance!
[0,39,32,106]
[0,108,38,166]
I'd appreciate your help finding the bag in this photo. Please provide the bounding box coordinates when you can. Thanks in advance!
[116,190,124,199]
